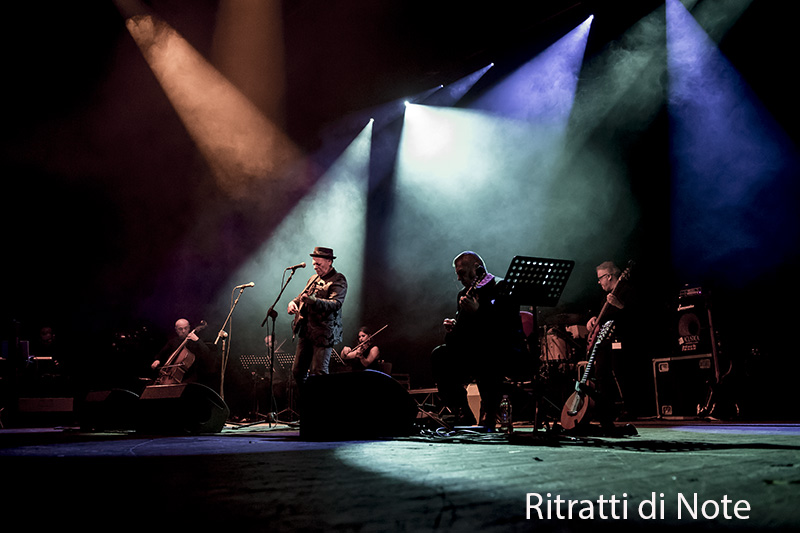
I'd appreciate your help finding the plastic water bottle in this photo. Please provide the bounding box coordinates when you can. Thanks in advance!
[499,395,513,434]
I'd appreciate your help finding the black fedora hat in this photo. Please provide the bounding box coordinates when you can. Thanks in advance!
[310,246,336,259]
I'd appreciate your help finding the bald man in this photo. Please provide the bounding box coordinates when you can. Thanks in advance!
[432,251,527,428]
[151,318,211,383]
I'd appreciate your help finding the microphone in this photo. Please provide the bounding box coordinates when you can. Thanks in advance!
[234,282,255,289]
[286,262,306,271]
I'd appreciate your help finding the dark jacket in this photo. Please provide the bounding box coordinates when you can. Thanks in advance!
[446,274,524,360]
[293,268,347,347]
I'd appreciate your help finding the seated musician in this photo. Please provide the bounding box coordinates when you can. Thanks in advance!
[341,326,380,371]
[151,318,210,384]
[431,251,527,428]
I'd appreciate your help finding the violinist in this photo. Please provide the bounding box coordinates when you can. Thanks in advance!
[341,326,381,371]
[151,318,210,384]
[431,251,526,428]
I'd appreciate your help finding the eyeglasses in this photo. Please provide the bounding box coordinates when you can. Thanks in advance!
[597,273,612,282]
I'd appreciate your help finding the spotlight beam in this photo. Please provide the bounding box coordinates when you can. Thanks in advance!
[115,0,301,199]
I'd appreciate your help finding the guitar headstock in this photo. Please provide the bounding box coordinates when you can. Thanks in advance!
[619,260,635,282]
[590,320,616,356]
[473,264,486,284]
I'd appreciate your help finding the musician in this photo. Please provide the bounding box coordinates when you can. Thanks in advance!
[586,262,631,333]
[287,247,347,386]
[584,261,637,432]
[431,251,526,428]
[341,326,380,371]
[151,318,210,384]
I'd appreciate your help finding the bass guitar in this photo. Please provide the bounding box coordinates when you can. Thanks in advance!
[585,262,632,355]
[155,320,207,385]
[560,320,615,430]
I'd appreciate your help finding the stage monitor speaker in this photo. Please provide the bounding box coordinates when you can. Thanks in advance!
[78,389,140,431]
[136,383,230,434]
[300,370,418,441]
[15,397,74,427]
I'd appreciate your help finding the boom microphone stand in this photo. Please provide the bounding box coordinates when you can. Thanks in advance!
[216,282,255,401]
[261,266,302,426]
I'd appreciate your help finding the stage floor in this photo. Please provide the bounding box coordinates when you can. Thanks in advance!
[1,419,798,531]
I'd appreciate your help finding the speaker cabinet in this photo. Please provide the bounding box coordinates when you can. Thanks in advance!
[653,354,715,418]
[78,389,140,431]
[676,287,715,356]
[136,383,230,434]
[15,397,74,427]
[300,370,418,441]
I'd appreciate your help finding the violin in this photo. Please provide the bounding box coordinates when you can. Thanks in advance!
[343,325,388,368]
[155,320,207,385]
[347,325,388,357]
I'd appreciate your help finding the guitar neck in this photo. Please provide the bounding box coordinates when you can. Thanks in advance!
[580,351,598,385]
[580,321,614,384]
[587,268,630,350]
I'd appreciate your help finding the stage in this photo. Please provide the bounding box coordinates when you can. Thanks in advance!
[1,419,797,531]
[2,1,799,529]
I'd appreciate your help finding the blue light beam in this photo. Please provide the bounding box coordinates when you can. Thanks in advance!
[470,16,593,135]
[667,0,800,286]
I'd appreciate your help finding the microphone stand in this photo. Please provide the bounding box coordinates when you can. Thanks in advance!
[261,268,301,426]
[216,286,248,401]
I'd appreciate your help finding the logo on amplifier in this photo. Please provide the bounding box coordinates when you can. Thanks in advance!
[679,334,701,351]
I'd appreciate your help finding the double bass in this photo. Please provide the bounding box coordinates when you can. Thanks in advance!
[155,320,207,385]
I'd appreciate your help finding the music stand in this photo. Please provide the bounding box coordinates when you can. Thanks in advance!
[498,256,574,431]
[239,354,274,424]
[498,256,574,307]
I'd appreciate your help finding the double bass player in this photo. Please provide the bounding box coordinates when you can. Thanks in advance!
[151,318,210,384]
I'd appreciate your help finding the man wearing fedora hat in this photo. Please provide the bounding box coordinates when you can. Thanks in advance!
[287,246,348,387]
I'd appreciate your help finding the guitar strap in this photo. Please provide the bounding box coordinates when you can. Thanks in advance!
[302,274,321,297]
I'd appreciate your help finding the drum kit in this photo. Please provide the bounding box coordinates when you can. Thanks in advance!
[535,313,587,383]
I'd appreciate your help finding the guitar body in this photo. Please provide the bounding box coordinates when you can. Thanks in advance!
[291,304,307,336]
[292,275,321,338]
[560,383,595,430]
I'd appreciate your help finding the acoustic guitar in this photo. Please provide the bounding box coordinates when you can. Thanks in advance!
[292,275,320,338]
[456,265,486,319]
[560,320,615,430]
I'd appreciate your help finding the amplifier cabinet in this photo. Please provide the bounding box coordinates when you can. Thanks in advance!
[652,354,716,418]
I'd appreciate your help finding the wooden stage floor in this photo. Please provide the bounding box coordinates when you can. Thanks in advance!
[1,418,798,532]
